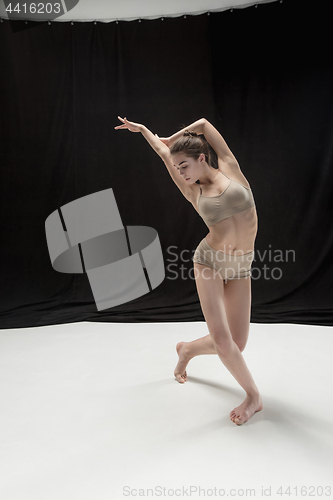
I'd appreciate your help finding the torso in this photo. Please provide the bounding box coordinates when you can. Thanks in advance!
[187,159,258,255]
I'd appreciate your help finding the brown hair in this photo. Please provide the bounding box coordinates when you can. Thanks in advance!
[169,129,218,183]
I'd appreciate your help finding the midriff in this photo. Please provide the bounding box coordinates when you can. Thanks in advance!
[194,202,258,255]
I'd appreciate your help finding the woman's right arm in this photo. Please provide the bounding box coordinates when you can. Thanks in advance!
[115,116,169,159]
[115,116,192,197]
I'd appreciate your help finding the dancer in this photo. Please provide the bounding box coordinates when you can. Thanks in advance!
[115,116,263,425]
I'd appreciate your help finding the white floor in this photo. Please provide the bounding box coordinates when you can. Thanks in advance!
[0,321,332,500]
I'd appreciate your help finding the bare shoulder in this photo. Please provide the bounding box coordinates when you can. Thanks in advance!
[217,157,251,189]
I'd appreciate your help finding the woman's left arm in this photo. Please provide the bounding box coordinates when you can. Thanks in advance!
[162,117,239,166]
[165,118,206,146]
[201,119,239,166]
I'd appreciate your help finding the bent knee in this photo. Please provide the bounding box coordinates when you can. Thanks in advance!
[212,335,234,357]
[231,329,249,353]
[236,342,246,353]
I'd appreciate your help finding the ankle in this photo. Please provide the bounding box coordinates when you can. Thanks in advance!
[183,344,193,359]
[246,388,260,399]
[177,341,192,359]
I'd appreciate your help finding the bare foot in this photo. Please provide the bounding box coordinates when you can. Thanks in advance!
[174,342,191,383]
[230,393,263,425]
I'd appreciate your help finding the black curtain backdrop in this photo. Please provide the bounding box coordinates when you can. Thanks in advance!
[1,1,333,329]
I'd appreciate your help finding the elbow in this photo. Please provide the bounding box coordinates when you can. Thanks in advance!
[200,118,207,131]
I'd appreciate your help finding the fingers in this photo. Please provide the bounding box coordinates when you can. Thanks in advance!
[115,116,128,130]
[115,116,130,130]
[114,124,128,130]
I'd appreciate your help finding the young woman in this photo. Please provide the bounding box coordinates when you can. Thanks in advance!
[115,116,263,425]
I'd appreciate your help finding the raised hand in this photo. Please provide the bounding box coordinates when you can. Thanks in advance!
[114,116,142,133]
[115,117,170,158]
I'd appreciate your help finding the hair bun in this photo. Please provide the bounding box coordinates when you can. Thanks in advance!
[183,130,198,138]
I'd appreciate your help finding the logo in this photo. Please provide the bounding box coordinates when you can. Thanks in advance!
[45,188,165,311]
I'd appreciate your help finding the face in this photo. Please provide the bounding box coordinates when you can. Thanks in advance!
[172,153,205,184]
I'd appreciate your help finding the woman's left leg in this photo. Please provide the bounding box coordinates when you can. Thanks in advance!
[192,263,262,425]
[222,276,260,423]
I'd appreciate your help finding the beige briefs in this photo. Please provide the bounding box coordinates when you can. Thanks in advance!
[192,236,255,283]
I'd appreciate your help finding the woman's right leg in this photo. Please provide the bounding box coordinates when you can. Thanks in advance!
[174,335,216,383]
[174,240,251,382]
[180,334,217,358]
[174,314,249,384]
[174,293,249,382]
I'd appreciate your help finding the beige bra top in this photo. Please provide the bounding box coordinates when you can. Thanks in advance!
[198,170,256,228]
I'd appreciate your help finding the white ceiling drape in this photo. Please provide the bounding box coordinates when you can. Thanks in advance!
[0,0,279,22]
